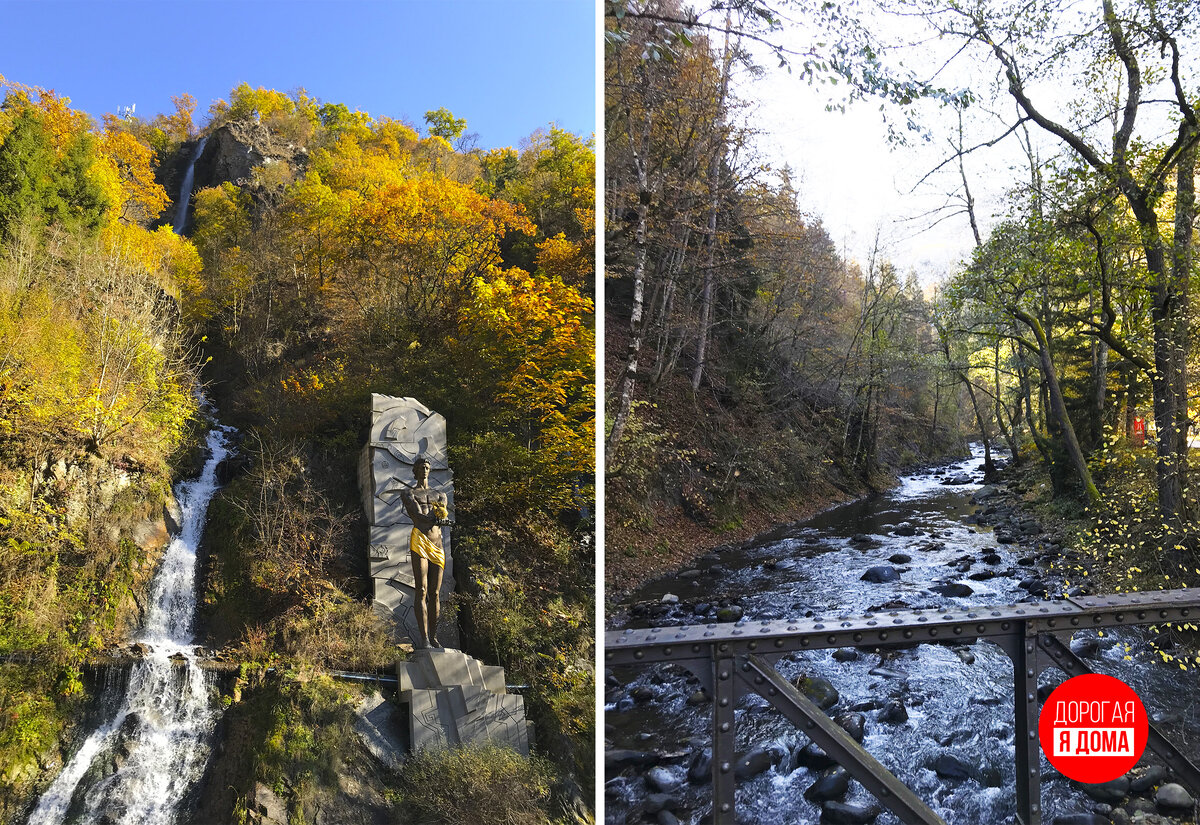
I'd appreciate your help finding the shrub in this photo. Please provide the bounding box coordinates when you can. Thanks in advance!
[393,744,555,825]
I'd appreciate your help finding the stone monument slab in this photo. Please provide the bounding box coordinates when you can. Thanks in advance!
[361,395,456,646]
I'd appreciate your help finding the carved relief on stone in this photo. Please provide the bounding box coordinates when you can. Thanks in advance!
[360,395,456,646]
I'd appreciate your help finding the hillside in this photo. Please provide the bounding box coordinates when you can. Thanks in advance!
[0,80,595,824]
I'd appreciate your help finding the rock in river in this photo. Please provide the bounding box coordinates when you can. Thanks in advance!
[877,700,908,725]
[644,766,682,794]
[931,753,973,781]
[793,674,840,709]
[821,800,881,824]
[930,582,974,598]
[804,766,851,802]
[1155,783,1194,812]
[861,566,900,584]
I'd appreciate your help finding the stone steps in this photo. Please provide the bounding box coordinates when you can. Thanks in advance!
[395,649,529,755]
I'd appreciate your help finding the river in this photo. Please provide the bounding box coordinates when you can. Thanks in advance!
[605,447,1200,824]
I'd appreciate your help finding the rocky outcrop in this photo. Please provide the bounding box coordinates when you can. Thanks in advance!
[192,119,308,192]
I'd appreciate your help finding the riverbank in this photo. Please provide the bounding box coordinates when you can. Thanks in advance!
[605,449,1200,825]
[604,450,982,604]
[604,477,865,604]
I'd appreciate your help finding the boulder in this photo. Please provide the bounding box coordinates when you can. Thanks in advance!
[820,800,881,824]
[877,700,908,725]
[972,485,1001,501]
[887,553,913,564]
[931,753,973,780]
[1077,776,1129,805]
[644,766,682,794]
[796,741,836,771]
[893,523,919,537]
[834,712,866,743]
[861,566,901,584]
[687,748,711,784]
[804,766,851,802]
[1128,764,1167,794]
[930,583,974,598]
[715,605,744,623]
[1155,783,1194,812]
[793,675,840,709]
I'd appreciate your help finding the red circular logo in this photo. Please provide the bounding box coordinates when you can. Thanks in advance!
[1038,674,1148,783]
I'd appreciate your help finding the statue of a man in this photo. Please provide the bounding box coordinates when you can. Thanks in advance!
[395,456,450,649]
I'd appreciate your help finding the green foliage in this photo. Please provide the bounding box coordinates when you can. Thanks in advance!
[423,107,467,141]
[0,109,108,238]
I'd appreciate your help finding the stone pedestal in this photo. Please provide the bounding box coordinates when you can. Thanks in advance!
[360,395,457,646]
[396,649,530,755]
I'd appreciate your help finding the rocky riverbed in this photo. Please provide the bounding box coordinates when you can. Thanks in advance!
[605,448,1200,825]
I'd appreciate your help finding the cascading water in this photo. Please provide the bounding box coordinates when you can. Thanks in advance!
[607,446,1200,824]
[171,137,206,234]
[27,425,233,825]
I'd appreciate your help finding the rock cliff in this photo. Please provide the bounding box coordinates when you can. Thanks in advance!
[193,119,308,192]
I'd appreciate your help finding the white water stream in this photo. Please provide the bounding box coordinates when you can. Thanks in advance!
[27,426,233,825]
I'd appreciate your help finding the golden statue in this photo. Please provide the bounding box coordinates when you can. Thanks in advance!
[396,456,451,649]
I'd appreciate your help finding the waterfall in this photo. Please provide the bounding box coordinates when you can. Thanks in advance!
[27,425,234,825]
[171,137,207,234]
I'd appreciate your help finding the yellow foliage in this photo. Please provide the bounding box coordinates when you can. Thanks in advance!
[459,268,595,480]
[95,127,169,224]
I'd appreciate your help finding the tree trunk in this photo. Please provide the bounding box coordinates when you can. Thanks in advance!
[691,12,734,391]
[605,95,654,464]
[1012,308,1100,502]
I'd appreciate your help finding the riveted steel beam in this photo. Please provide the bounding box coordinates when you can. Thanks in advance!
[739,654,947,825]
[604,589,1200,825]
[605,590,1200,666]
[712,656,737,823]
[1038,633,1200,797]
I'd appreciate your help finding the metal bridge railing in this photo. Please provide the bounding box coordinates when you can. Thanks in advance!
[606,589,1200,825]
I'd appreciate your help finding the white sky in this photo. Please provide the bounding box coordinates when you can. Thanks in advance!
[720,2,1191,286]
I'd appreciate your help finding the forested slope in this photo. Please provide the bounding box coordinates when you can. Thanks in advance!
[606,0,1200,679]
[604,9,969,593]
[0,79,595,824]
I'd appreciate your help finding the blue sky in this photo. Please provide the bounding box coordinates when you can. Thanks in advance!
[1,0,595,149]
